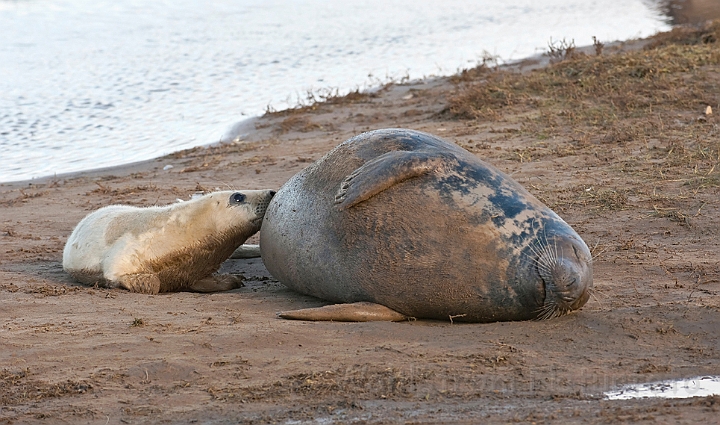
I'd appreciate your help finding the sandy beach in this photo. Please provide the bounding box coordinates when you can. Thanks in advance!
[1,24,719,424]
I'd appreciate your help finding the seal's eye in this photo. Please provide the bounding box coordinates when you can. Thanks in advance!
[229,192,246,204]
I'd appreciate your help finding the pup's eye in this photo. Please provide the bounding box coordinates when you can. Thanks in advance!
[229,192,246,204]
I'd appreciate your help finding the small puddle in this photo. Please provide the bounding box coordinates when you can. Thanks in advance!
[604,376,720,400]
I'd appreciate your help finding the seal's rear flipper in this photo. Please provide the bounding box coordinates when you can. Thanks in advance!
[335,151,453,209]
[278,302,407,322]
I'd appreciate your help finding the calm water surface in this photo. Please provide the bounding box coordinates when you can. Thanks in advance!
[1,0,672,182]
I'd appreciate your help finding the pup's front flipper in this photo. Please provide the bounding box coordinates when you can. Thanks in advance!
[278,302,407,322]
[117,274,162,294]
[189,274,244,293]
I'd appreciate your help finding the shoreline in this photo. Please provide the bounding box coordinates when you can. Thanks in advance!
[1,35,652,188]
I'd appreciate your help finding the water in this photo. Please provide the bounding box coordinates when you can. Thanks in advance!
[604,376,720,400]
[1,0,673,182]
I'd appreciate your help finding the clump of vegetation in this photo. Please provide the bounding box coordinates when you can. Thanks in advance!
[448,23,720,128]
[447,21,720,207]
[591,189,629,211]
[547,37,577,62]
[266,87,378,116]
[1,369,93,405]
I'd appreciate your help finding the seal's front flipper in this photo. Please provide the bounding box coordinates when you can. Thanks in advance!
[117,273,162,294]
[278,302,407,322]
[335,151,453,209]
[230,244,261,259]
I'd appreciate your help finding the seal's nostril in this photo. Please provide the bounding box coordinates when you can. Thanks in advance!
[269,190,276,196]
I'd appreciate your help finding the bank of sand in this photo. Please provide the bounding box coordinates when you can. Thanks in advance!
[1,25,719,424]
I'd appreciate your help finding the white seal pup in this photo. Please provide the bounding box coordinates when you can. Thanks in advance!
[63,189,275,294]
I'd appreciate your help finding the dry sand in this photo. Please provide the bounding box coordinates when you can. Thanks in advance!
[1,27,719,424]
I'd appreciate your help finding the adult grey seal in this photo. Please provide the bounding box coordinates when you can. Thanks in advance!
[63,189,275,294]
[260,128,592,322]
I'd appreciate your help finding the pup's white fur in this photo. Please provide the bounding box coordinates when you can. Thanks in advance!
[63,190,274,294]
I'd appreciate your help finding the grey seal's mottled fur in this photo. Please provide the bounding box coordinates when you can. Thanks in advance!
[261,129,592,322]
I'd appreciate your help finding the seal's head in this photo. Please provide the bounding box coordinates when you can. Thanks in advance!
[198,189,276,232]
[533,233,593,320]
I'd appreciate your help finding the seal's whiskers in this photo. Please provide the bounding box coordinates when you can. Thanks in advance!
[535,300,571,320]
[525,234,559,283]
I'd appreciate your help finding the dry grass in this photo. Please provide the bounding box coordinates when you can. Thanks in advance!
[277,115,332,134]
[449,42,720,126]
[1,369,93,406]
[266,88,379,116]
[206,366,435,402]
[447,21,720,212]
[88,183,158,196]
[448,21,720,126]
[1,189,50,207]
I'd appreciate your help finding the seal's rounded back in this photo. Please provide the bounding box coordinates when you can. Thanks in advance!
[261,129,592,322]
